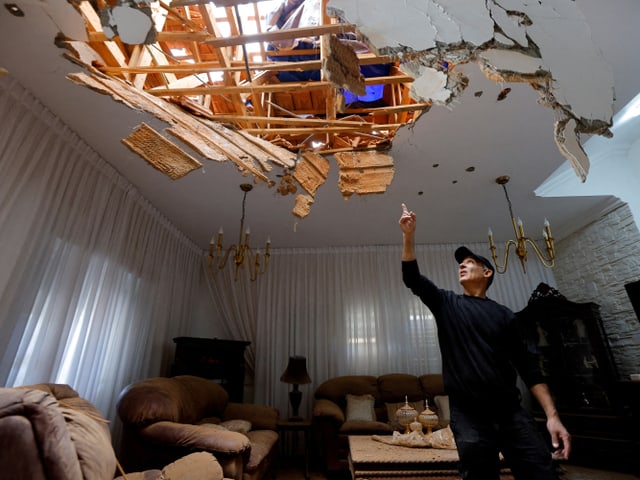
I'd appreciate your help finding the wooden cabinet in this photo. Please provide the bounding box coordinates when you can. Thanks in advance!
[517,296,617,413]
[170,337,250,402]
[516,285,636,471]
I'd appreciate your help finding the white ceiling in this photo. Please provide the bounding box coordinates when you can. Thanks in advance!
[1,0,638,253]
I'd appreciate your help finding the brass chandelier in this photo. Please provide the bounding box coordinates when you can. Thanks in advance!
[487,175,555,274]
[208,183,270,281]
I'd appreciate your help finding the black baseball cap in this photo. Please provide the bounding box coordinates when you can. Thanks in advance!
[454,246,495,288]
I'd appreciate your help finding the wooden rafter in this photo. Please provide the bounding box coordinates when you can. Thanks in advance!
[70,0,429,157]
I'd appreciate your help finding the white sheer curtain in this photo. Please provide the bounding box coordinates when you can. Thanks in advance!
[210,243,555,420]
[0,79,204,428]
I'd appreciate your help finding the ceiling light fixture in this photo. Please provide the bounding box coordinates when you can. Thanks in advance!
[487,175,555,274]
[208,183,270,281]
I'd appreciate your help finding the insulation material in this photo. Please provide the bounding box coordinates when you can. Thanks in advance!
[334,151,395,197]
[293,151,330,196]
[322,34,366,96]
[329,0,615,181]
[122,123,202,179]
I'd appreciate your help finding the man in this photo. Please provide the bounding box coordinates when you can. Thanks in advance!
[399,203,570,480]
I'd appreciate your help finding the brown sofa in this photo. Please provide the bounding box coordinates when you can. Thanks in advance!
[116,375,279,480]
[0,383,117,480]
[312,373,446,472]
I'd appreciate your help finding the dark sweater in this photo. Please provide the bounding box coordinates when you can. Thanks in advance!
[402,260,544,411]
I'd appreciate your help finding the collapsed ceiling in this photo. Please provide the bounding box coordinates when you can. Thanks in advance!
[53,0,614,220]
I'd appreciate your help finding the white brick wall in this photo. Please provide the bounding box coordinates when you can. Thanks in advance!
[554,203,640,378]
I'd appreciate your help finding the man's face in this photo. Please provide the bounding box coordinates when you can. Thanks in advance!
[458,256,490,286]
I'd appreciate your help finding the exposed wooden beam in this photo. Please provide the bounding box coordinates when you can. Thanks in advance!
[204,24,356,48]
[170,0,273,6]
[94,53,396,75]
[147,74,414,96]
[243,124,402,135]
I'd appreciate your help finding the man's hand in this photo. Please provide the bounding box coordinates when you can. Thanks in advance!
[399,203,416,234]
[547,414,571,460]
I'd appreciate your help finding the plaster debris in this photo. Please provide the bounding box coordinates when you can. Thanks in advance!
[334,151,395,198]
[293,151,330,196]
[329,0,615,181]
[122,123,201,180]
[554,118,590,182]
[292,194,315,219]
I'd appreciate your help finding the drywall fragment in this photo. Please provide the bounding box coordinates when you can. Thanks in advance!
[293,151,331,196]
[329,0,615,180]
[122,123,201,179]
[292,194,315,219]
[400,63,451,104]
[334,151,395,198]
[476,49,547,82]
[323,34,366,95]
[554,118,589,182]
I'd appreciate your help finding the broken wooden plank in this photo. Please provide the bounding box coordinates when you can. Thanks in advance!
[236,130,297,168]
[122,123,202,179]
[204,24,356,49]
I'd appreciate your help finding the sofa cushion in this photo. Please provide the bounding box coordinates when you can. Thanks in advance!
[418,374,446,400]
[162,452,224,480]
[377,374,424,405]
[220,419,252,433]
[244,429,279,473]
[314,376,379,409]
[117,376,228,425]
[346,394,376,422]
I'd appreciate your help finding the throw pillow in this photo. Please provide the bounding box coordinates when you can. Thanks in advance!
[220,419,252,433]
[345,394,376,422]
[434,395,450,428]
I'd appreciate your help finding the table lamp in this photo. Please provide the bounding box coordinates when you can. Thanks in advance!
[280,355,312,421]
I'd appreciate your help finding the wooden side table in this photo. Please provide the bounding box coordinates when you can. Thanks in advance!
[278,418,312,479]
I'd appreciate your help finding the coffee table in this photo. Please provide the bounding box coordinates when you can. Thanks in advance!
[348,436,513,479]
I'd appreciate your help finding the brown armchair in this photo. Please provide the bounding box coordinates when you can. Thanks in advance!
[116,375,279,480]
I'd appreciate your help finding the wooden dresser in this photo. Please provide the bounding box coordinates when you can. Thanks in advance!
[170,337,250,402]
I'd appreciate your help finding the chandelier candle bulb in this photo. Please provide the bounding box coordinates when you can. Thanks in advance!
[487,175,556,274]
[207,184,270,281]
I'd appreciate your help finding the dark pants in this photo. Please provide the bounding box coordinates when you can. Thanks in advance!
[450,403,557,480]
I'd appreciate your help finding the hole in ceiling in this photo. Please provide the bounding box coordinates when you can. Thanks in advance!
[4,3,24,16]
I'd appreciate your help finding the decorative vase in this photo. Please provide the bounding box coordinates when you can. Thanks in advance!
[395,396,418,434]
[418,399,439,436]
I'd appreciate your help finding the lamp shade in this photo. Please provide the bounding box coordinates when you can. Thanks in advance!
[280,355,311,384]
